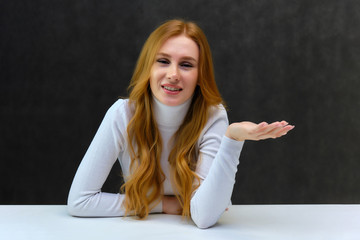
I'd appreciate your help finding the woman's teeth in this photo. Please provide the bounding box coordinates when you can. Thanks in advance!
[163,86,181,91]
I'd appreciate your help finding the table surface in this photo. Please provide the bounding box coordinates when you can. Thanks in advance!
[0,205,359,240]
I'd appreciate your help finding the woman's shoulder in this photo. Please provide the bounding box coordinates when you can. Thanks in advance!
[109,98,128,108]
[105,98,133,119]
[197,104,229,146]
[200,104,229,133]
[208,103,228,122]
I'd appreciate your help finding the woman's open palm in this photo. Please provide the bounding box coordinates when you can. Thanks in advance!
[225,121,295,142]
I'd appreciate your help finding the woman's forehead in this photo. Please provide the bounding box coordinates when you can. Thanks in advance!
[157,35,199,61]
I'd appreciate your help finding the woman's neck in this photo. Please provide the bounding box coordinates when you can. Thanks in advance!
[152,96,192,128]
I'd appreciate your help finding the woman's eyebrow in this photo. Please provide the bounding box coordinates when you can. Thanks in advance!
[156,53,197,63]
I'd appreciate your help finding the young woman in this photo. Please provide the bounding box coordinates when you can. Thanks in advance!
[67,19,294,228]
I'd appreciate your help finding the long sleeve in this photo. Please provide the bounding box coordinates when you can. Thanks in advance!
[190,106,244,228]
[67,100,126,216]
[67,100,163,217]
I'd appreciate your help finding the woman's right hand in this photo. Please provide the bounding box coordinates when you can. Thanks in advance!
[162,195,182,215]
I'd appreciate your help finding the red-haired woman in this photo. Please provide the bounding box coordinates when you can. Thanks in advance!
[68,19,294,228]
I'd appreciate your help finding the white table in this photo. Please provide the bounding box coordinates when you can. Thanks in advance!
[0,205,359,240]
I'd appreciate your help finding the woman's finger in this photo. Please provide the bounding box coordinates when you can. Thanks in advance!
[255,121,281,136]
[257,124,294,139]
[253,122,269,133]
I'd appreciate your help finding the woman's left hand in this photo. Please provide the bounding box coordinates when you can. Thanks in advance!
[225,121,295,142]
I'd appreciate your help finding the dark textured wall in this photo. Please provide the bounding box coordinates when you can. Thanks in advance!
[1,0,359,204]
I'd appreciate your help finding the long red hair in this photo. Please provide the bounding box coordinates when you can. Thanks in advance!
[121,19,223,218]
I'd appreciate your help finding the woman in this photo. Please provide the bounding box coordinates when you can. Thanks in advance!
[67,19,294,228]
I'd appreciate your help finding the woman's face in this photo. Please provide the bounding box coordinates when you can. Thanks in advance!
[150,35,199,106]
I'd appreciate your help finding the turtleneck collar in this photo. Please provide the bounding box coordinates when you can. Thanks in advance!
[152,95,192,128]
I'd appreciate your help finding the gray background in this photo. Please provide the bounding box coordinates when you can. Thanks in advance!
[1,0,359,204]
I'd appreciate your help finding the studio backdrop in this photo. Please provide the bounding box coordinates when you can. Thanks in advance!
[1,0,359,204]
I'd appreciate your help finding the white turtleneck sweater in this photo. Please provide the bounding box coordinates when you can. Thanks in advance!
[67,97,244,228]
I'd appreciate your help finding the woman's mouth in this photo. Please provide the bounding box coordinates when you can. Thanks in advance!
[162,85,182,92]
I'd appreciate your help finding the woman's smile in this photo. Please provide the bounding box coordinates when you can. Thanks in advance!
[162,84,183,94]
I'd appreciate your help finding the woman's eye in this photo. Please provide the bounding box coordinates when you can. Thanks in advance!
[180,62,193,68]
[157,59,169,64]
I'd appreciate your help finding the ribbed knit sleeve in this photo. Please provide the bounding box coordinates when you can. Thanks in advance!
[67,100,126,216]
[191,107,244,228]
[67,100,163,216]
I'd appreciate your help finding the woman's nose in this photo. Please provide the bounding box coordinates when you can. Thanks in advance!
[166,64,179,81]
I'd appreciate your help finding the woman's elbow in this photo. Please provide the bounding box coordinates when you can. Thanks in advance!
[190,202,219,228]
[192,215,217,229]
[67,193,89,217]
[191,208,218,229]
[67,200,84,217]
